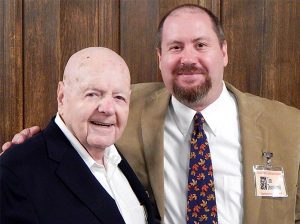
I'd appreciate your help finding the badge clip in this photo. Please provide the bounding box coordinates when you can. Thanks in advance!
[262,151,273,168]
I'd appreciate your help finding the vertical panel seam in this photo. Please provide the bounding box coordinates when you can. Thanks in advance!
[21,0,25,129]
[260,0,266,97]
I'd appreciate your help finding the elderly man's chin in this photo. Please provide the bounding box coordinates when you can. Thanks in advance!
[86,135,115,150]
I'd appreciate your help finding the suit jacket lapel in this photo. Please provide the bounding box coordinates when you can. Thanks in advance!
[44,121,125,224]
[141,87,170,217]
[226,83,265,223]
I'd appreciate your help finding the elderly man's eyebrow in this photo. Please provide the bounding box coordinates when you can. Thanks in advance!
[166,40,182,46]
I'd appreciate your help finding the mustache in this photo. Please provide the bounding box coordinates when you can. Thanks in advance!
[173,63,207,75]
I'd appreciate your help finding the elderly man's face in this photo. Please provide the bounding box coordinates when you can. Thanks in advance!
[58,50,131,151]
[158,9,228,109]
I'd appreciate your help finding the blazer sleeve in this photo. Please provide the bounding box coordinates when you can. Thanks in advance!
[0,165,39,224]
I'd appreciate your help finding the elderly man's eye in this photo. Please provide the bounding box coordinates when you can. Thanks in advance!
[170,45,181,51]
[115,95,126,101]
[86,93,97,97]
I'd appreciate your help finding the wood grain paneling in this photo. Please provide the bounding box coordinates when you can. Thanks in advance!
[223,0,300,108]
[0,0,23,147]
[98,0,120,53]
[120,0,160,83]
[223,0,265,95]
[159,0,200,19]
[23,0,61,129]
[60,0,100,76]
[262,0,300,107]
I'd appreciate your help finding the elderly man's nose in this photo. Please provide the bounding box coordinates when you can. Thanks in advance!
[98,97,115,114]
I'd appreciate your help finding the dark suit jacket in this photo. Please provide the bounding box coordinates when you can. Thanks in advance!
[116,82,300,224]
[0,119,157,224]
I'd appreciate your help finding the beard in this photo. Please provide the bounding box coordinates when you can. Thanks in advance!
[173,77,212,104]
[172,63,212,104]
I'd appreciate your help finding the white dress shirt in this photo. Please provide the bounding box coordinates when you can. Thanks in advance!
[55,114,146,224]
[164,82,243,224]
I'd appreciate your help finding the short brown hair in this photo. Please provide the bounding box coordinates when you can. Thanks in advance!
[156,4,225,51]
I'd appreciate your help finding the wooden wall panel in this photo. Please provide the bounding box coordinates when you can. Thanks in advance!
[60,0,100,77]
[0,0,23,147]
[262,0,300,107]
[222,0,265,95]
[159,0,200,21]
[120,0,160,83]
[23,0,61,128]
[98,0,120,53]
[223,0,300,108]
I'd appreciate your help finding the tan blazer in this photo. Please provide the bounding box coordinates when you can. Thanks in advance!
[116,82,300,223]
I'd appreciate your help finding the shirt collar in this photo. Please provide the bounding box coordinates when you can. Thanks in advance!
[54,113,121,169]
[170,82,234,136]
[170,97,196,137]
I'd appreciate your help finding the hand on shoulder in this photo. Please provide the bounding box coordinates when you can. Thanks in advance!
[1,126,41,153]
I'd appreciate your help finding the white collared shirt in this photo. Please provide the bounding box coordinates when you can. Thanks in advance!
[164,82,243,224]
[55,114,146,224]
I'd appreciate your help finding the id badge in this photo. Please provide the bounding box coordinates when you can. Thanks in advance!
[253,152,288,198]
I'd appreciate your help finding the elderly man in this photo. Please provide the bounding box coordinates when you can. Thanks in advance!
[0,47,157,224]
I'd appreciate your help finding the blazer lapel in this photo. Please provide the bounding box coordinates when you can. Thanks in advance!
[227,83,265,223]
[141,87,170,217]
[45,121,125,224]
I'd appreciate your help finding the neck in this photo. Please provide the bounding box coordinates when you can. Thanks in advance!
[85,147,105,165]
[185,83,223,112]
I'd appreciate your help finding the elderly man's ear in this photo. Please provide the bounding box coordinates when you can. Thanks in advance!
[57,81,65,114]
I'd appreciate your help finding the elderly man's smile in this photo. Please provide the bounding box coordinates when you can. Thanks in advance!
[90,120,115,128]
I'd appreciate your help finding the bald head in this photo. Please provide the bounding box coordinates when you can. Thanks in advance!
[57,47,131,155]
[63,47,130,86]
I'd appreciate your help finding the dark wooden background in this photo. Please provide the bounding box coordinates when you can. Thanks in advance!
[1,0,300,150]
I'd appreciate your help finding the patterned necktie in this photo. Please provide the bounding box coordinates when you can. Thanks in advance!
[186,112,218,223]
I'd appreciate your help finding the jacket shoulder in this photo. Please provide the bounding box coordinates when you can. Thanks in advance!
[130,82,165,99]
[227,83,300,130]
[0,132,46,169]
[227,82,300,117]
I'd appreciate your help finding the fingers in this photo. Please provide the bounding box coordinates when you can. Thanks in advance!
[29,126,41,136]
[2,142,13,152]
[11,126,41,144]
[1,126,42,154]
[12,129,29,144]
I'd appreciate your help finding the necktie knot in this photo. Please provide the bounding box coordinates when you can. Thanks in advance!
[194,112,205,126]
[193,112,206,135]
